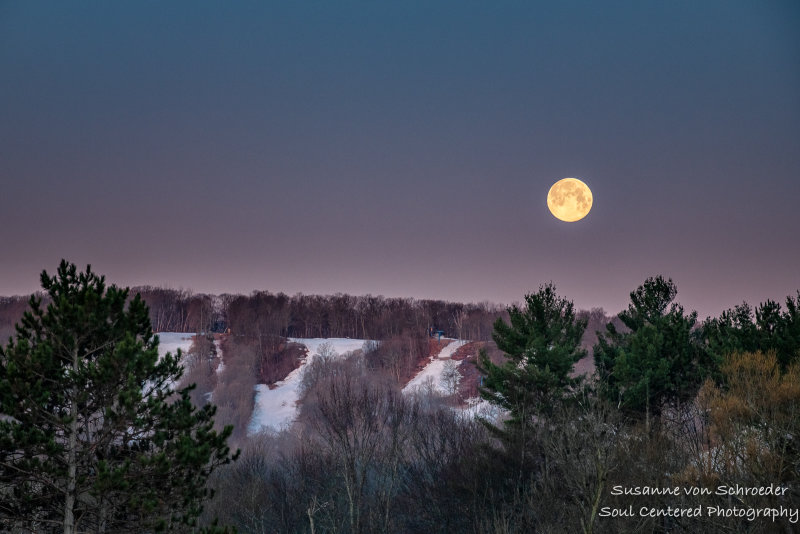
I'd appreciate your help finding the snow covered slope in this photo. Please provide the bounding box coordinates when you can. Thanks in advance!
[458,397,502,422]
[156,332,196,391]
[402,339,468,395]
[248,338,367,434]
[401,339,504,422]
[156,332,196,361]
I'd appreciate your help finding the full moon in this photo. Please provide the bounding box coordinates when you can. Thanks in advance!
[547,178,593,222]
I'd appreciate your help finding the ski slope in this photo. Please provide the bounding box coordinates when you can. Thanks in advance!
[248,338,367,434]
[156,332,196,361]
[402,339,468,395]
[248,337,502,434]
[402,339,503,422]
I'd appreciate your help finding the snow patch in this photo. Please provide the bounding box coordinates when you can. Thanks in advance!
[248,338,368,434]
[214,339,225,374]
[402,340,468,395]
[458,397,503,422]
[150,332,196,392]
[156,332,196,361]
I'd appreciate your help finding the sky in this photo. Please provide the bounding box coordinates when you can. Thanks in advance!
[1,1,799,318]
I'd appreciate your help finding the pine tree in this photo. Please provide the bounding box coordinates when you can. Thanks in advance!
[479,283,587,420]
[478,283,587,482]
[594,276,711,426]
[702,292,800,370]
[0,261,237,533]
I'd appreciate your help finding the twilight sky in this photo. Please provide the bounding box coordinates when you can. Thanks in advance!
[1,1,799,318]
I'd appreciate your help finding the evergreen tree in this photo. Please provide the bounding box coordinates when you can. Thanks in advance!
[479,283,587,421]
[594,276,711,426]
[478,283,586,464]
[0,261,237,533]
[702,292,800,369]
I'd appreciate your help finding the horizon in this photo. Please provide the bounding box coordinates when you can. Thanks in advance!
[4,262,799,321]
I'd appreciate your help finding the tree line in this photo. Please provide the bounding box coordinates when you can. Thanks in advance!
[223,291,506,341]
[0,288,508,342]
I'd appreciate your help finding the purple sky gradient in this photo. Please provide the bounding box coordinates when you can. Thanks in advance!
[1,1,799,318]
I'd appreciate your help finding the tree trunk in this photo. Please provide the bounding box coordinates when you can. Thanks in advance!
[98,497,108,534]
[583,448,606,534]
[345,473,356,534]
[63,348,78,534]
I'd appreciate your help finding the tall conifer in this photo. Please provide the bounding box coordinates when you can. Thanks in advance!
[0,261,236,533]
[478,283,587,479]
[594,276,710,426]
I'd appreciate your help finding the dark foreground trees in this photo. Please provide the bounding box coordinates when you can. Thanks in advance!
[478,283,587,497]
[594,276,711,425]
[0,261,237,533]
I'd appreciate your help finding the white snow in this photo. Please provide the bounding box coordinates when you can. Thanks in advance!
[436,338,468,359]
[402,340,505,422]
[143,332,196,395]
[290,338,367,361]
[214,339,225,374]
[458,397,503,422]
[156,332,196,361]
[402,339,468,395]
[248,338,367,434]
[246,336,504,435]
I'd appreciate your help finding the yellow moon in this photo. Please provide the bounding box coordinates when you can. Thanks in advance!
[547,178,593,222]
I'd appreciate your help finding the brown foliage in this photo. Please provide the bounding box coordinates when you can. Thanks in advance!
[223,291,507,341]
[177,334,219,408]
[258,339,307,386]
[452,342,484,400]
[133,286,218,333]
[701,351,800,486]
[364,333,429,385]
[212,336,260,444]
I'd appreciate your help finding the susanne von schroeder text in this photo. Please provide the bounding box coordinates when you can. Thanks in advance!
[610,484,789,496]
